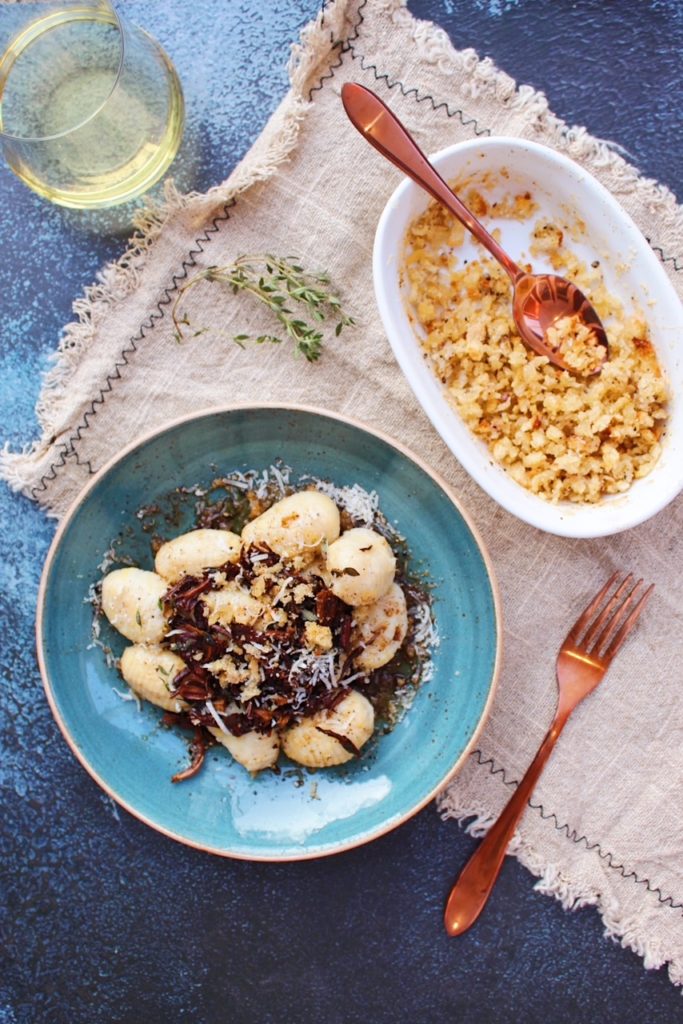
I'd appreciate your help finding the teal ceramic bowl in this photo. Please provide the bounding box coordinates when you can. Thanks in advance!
[37,405,501,861]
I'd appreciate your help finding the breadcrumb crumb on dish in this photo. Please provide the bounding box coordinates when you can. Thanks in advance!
[545,315,604,376]
[403,195,669,504]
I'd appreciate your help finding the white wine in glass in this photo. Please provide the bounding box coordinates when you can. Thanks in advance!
[0,0,184,208]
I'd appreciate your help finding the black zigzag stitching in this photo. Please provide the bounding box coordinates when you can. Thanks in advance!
[647,240,683,273]
[314,0,485,143]
[30,199,236,498]
[318,0,489,136]
[308,0,367,99]
[470,748,517,786]
[470,748,683,913]
[345,49,490,137]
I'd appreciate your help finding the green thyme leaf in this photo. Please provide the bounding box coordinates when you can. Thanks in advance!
[171,254,355,361]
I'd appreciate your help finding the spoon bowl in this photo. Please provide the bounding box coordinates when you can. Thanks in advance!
[513,272,609,374]
[342,82,608,374]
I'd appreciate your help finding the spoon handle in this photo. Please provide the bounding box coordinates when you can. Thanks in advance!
[443,710,569,936]
[341,82,522,282]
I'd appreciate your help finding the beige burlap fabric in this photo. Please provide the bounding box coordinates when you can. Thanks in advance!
[4,0,683,984]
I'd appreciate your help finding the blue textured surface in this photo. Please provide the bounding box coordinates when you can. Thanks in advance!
[2,1,683,1021]
[39,407,499,859]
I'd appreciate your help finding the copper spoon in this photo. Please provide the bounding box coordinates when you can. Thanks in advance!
[341,82,608,374]
[444,572,653,937]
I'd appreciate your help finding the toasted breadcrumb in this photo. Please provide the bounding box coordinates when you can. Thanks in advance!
[546,315,603,375]
[304,621,334,653]
[403,194,668,504]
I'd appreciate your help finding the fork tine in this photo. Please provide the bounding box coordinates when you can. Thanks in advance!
[581,574,634,649]
[602,583,654,662]
[565,571,620,643]
[589,579,643,654]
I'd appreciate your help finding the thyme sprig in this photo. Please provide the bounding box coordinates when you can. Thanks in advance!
[172,254,355,361]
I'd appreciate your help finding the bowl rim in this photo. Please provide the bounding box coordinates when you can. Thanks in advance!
[36,401,503,862]
[373,134,683,539]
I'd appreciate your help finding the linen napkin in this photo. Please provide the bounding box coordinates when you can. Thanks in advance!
[3,0,683,985]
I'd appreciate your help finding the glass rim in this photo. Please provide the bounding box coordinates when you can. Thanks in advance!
[0,0,126,144]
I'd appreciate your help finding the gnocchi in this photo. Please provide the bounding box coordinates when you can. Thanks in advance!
[101,567,167,644]
[120,644,187,713]
[242,491,340,562]
[155,528,241,582]
[326,528,396,606]
[352,583,408,671]
[208,713,280,772]
[282,690,374,768]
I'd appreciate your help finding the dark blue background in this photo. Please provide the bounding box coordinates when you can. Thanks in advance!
[2,2,682,1021]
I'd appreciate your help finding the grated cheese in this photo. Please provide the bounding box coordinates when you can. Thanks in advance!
[269,463,290,494]
[112,686,142,710]
[271,577,293,606]
[205,699,229,733]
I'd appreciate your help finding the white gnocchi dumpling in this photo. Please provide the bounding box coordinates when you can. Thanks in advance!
[326,528,396,606]
[101,567,167,643]
[241,491,340,561]
[208,715,280,773]
[352,582,408,671]
[154,528,241,583]
[120,644,187,713]
[202,586,265,627]
[282,690,374,768]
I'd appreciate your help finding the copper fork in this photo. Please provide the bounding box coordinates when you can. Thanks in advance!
[444,572,654,937]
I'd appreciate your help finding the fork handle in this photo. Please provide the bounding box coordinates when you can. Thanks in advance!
[444,710,569,936]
